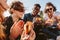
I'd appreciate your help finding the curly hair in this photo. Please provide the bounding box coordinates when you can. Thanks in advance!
[34,4,41,9]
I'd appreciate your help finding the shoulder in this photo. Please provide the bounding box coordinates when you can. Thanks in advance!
[3,16,13,24]
[24,13,31,16]
[54,12,60,16]
[4,16,12,22]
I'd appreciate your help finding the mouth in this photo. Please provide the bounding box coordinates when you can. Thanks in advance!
[48,10,51,12]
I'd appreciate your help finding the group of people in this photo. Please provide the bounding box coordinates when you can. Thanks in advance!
[0,0,60,40]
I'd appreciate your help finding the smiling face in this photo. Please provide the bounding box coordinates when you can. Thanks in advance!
[45,5,54,18]
[45,6,54,14]
[14,10,24,19]
[11,1,25,19]
[0,0,9,11]
[32,5,40,16]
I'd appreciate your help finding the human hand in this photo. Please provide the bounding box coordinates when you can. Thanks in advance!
[45,19,54,26]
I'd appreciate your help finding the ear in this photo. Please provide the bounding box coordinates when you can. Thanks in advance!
[10,8,15,13]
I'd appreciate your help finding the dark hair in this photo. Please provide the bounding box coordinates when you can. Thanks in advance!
[10,1,24,13]
[45,2,56,13]
[34,4,41,9]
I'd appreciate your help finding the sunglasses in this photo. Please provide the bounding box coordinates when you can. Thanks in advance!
[45,8,53,13]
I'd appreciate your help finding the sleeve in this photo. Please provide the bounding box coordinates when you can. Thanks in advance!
[3,16,13,27]
[23,14,27,23]
[3,17,9,27]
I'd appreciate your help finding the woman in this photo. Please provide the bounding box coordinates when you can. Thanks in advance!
[43,2,59,39]
[0,0,8,40]
[8,1,25,40]
[44,2,57,25]
[3,1,25,40]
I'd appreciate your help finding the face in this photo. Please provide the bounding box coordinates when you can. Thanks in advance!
[32,6,40,16]
[45,6,54,14]
[14,10,24,18]
[13,4,25,18]
[0,0,8,12]
[0,5,5,13]
[1,0,9,10]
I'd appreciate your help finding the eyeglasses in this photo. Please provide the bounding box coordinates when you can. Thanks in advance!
[45,8,53,13]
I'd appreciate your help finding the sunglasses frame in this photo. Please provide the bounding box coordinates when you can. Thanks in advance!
[45,7,53,13]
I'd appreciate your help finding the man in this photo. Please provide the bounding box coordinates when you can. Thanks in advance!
[23,4,41,23]
[24,4,46,40]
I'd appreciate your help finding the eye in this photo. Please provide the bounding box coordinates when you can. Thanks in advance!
[50,8,52,10]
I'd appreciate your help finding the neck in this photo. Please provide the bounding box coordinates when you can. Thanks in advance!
[12,14,20,22]
[32,13,37,17]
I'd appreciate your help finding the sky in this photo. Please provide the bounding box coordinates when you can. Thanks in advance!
[7,0,60,13]
[3,0,60,17]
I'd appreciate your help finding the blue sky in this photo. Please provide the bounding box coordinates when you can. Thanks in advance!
[7,0,60,13]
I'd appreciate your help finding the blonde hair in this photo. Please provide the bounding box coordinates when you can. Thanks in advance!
[0,5,4,22]
[0,23,6,40]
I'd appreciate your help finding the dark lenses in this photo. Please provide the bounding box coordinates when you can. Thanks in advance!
[46,8,52,13]
[50,8,52,10]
